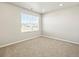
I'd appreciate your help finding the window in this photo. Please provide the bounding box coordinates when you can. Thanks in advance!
[21,12,39,32]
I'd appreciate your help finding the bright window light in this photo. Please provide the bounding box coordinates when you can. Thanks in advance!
[21,12,39,32]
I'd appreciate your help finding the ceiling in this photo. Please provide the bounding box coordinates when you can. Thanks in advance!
[11,2,79,14]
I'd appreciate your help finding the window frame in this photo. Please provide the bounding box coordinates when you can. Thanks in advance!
[20,12,40,32]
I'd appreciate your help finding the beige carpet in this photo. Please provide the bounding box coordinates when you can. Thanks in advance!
[0,36,79,57]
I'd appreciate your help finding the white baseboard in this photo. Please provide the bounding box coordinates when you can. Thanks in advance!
[0,34,79,48]
[42,35,79,45]
[0,35,41,48]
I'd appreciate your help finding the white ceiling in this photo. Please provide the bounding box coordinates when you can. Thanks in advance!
[11,2,79,14]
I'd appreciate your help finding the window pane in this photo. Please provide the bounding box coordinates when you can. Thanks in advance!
[21,13,39,32]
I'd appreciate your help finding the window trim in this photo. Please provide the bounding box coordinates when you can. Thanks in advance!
[21,12,40,32]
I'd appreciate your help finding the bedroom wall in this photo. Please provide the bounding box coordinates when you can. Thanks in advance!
[0,3,41,47]
[42,5,79,44]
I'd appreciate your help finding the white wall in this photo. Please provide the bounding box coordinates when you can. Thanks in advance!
[43,5,79,43]
[0,3,41,46]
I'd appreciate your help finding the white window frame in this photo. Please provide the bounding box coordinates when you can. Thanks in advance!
[21,12,39,32]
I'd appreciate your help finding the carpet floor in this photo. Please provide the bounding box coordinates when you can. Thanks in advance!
[0,36,79,57]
